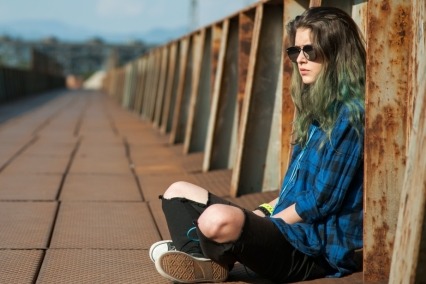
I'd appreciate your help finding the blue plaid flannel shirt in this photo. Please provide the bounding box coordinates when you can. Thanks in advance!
[270,105,364,277]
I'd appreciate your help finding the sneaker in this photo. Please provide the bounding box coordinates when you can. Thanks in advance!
[155,251,228,283]
[149,240,175,262]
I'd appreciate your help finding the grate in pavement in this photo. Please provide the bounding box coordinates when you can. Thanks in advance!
[0,249,44,284]
[0,202,57,249]
[60,173,142,201]
[36,249,170,284]
[50,202,160,249]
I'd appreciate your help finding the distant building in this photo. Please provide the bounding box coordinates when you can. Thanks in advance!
[0,36,152,77]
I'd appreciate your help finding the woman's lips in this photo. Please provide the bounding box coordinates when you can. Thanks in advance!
[299,68,309,75]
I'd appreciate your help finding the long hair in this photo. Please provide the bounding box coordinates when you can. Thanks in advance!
[287,7,366,146]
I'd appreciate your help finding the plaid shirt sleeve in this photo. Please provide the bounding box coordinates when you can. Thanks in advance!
[294,112,363,223]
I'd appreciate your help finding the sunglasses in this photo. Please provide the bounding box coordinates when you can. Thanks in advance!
[286,45,316,63]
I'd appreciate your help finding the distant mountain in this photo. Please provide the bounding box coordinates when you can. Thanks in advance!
[0,19,187,44]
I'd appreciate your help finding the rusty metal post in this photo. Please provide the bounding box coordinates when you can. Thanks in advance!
[183,30,206,154]
[231,2,284,196]
[169,36,192,144]
[153,47,170,129]
[389,0,426,282]
[364,0,413,281]
[202,20,229,172]
[160,43,179,134]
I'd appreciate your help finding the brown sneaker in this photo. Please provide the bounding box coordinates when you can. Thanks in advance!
[155,251,229,283]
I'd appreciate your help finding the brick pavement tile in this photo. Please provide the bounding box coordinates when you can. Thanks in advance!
[60,173,142,201]
[134,162,187,175]
[148,199,170,240]
[0,141,29,158]
[0,201,57,248]
[138,173,197,202]
[80,134,123,144]
[2,155,69,175]
[37,249,169,284]
[226,190,279,209]
[0,173,62,200]
[70,156,131,175]
[189,169,233,197]
[130,145,177,160]
[22,142,76,157]
[77,144,126,158]
[0,250,44,284]
[35,134,79,144]
[50,202,159,249]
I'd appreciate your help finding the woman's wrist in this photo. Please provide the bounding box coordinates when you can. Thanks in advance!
[254,203,273,217]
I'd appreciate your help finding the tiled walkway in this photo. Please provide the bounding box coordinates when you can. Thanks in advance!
[0,90,362,283]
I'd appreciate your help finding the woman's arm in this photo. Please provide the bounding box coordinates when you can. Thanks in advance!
[272,203,302,224]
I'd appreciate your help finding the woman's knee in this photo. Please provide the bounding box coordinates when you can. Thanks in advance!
[163,181,208,203]
[198,204,244,243]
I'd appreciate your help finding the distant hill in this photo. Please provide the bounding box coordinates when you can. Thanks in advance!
[0,19,187,44]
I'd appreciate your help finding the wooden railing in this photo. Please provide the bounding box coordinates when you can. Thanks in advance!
[102,0,425,282]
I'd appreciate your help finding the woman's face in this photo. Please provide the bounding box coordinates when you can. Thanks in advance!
[294,28,323,85]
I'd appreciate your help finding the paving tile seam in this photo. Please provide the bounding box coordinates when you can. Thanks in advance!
[0,136,38,174]
[32,138,82,283]
[123,136,146,201]
[30,94,81,136]
[72,100,89,137]
[55,139,82,200]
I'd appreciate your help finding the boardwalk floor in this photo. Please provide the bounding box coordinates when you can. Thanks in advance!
[0,90,365,283]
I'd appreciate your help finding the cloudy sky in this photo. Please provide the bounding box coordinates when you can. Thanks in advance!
[0,0,258,34]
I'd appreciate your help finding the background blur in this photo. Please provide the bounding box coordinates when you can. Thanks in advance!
[0,0,257,84]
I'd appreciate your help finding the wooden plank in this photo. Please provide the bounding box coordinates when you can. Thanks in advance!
[389,0,426,282]
[364,0,412,281]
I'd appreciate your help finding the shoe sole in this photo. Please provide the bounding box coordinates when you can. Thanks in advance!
[155,251,228,283]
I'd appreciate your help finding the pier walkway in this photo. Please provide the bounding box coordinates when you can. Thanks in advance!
[0,90,362,283]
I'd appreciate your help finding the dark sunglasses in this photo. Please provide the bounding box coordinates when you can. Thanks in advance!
[286,45,316,63]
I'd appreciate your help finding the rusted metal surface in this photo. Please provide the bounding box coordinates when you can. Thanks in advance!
[238,10,255,122]
[389,0,426,282]
[231,4,284,196]
[210,24,223,102]
[160,43,179,134]
[230,6,262,195]
[364,0,413,281]
[281,0,306,177]
[153,47,169,128]
[183,30,205,154]
[309,0,321,8]
[169,36,192,144]
[202,19,230,172]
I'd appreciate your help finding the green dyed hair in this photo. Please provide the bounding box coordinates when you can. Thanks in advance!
[287,6,366,146]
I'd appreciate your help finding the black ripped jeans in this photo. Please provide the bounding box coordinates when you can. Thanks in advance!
[160,193,336,283]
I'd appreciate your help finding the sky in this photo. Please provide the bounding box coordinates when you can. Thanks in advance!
[0,0,258,35]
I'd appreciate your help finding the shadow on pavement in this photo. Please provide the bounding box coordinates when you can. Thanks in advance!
[0,89,67,124]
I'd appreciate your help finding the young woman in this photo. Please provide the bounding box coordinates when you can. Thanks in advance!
[150,6,366,283]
